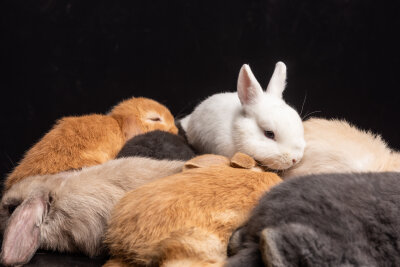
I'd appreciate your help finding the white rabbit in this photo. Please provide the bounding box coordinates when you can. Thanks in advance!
[180,62,305,170]
[0,157,185,266]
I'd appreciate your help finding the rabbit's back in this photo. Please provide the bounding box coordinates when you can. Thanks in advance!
[105,165,281,266]
[116,130,195,161]
[228,172,400,267]
[185,92,241,156]
[283,118,400,178]
[5,115,124,190]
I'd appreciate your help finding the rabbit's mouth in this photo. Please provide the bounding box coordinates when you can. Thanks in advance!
[255,160,283,175]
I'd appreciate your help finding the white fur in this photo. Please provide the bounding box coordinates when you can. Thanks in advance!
[182,62,305,170]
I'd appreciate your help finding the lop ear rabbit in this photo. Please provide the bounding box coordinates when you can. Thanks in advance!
[0,157,184,266]
[180,62,305,170]
[227,172,400,267]
[104,153,282,267]
[282,118,400,179]
[116,130,195,161]
[5,97,178,190]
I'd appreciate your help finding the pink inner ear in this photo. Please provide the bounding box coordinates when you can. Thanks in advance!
[237,64,263,106]
[1,194,47,266]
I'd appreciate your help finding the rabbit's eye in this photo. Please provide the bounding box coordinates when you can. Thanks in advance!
[148,117,162,122]
[264,130,275,140]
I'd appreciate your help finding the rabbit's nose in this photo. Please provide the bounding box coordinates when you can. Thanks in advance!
[292,159,296,164]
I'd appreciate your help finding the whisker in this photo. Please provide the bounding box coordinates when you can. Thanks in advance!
[299,91,307,117]
[302,110,322,121]
[174,99,201,120]
[4,152,15,168]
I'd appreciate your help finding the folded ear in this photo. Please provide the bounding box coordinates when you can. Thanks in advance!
[183,154,230,170]
[122,116,144,141]
[266,61,287,99]
[260,228,286,267]
[1,192,49,266]
[230,152,257,169]
[237,64,264,106]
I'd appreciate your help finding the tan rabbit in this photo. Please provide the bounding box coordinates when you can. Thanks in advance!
[0,157,185,266]
[282,117,400,178]
[5,97,178,190]
[104,153,282,267]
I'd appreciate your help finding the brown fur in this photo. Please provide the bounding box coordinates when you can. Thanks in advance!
[104,153,282,267]
[5,97,178,190]
[0,157,185,266]
[282,118,400,178]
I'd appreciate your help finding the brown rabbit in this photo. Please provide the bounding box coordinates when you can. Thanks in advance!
[104,153,282,267]
[282,118,400,179]
[5,97,178,190]
[0,157,185,266]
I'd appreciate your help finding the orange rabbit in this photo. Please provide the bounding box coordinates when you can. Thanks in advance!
[5,97,178,190]
[104,153,282,267]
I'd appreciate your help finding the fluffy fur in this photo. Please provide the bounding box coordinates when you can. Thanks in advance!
[116,130,195,161]
[5,97,178,190]
[227,172,400,267]
[282,118,400,178]
[180,62,305,170]
[0,157,184,266]
[104,153,282,267]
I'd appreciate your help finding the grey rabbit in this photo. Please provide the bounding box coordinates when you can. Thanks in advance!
[227,172,400,267]
[116,130,195,161]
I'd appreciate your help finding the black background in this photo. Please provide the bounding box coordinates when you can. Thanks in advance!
[1,0,400,183]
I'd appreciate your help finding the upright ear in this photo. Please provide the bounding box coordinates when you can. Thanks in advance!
[1,192,48,266]
[266,61,287,99]
[237,64,263,106]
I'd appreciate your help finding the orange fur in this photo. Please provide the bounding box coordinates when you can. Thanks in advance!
[5,97,178,190]
[104,153,282,267]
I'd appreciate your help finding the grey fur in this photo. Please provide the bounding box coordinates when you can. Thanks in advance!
[116,130,196,161]
[227,172,400,267]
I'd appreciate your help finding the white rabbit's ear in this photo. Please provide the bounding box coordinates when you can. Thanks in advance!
[1,192,48,266]
[266,62,287,99]
[237,64,263,105]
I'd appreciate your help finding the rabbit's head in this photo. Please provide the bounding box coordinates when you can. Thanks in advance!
[233,62,305,170]
[110,97,178,140]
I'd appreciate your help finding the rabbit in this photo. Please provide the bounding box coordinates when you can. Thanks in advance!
[282,117,400,179]
[104,152,282,267]
[5,97,178,190]
[226,172,400,267]
[179,62,305,171]
[0,156,185,266]
[116,130,196,161]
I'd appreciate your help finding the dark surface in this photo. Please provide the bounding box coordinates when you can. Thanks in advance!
[1,0,400,265]
[0,250,107,267]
